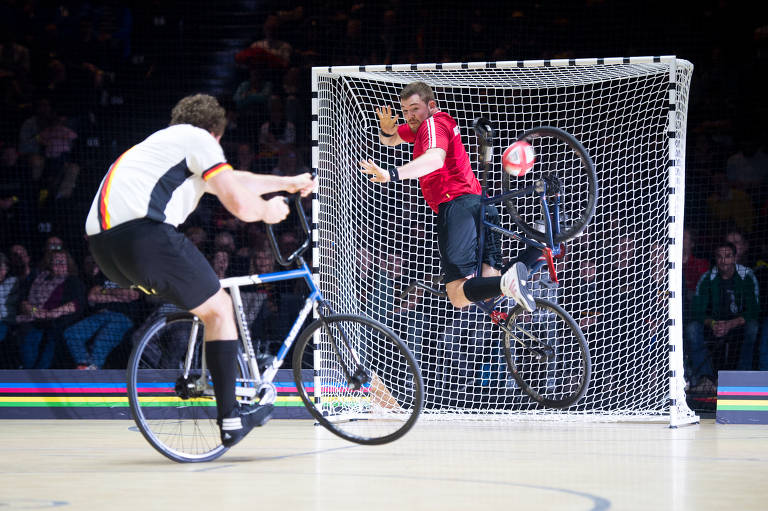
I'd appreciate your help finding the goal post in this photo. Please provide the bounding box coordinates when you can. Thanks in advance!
[311,56,698,427]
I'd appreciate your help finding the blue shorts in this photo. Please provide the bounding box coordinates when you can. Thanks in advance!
[436,194,503,283]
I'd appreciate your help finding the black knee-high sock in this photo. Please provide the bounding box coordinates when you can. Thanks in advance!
[205,340,239,419]
[462,276,503,303]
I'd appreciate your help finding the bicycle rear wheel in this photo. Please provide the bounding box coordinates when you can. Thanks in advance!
[293,314,424,445]
[500,298,591,408]
[501,126,597,243]
[126,313,248,463]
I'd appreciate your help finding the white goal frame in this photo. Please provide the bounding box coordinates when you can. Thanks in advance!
[311,56,698,427]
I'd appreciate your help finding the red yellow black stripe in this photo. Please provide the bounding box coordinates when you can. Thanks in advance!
[202,162,232,181]
[98,148,133,231]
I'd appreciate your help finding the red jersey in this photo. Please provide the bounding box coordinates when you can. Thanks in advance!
[684,256,709,292]
[397,111,481,213]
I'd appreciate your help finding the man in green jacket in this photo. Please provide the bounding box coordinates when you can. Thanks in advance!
[686,241,760,393]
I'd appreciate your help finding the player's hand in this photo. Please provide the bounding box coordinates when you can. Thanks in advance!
[287,173,316,196]
[262,195,291,224]
[360,159,390,183]
[376,106,399,134]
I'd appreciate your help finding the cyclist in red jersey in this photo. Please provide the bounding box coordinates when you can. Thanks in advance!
[360,81,536,312]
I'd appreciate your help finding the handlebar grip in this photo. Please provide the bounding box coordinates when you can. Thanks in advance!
[266,193,312,267]
[473,117,494,144]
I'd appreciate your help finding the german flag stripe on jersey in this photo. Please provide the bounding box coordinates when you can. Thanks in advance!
[202,162,232,181]
[98,148,133,231]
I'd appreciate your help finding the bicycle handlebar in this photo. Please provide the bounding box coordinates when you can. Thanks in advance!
[266,193,311,267]
[473,117,494,164]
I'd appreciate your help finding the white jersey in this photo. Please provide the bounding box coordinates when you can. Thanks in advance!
[85,124,231,234]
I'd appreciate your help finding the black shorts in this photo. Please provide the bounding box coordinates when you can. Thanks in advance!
[436,194,503,283]
[87,219,221,311]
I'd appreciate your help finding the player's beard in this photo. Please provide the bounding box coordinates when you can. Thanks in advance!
[408,112,432,133]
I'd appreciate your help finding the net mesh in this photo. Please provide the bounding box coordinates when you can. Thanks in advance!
[313,58,697,424]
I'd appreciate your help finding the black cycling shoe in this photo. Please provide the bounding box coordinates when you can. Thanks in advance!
[219,403,274,447]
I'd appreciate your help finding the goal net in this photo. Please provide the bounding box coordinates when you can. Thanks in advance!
[311,57,698,426]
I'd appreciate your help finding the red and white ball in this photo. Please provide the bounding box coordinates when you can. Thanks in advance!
[502,140,536,177]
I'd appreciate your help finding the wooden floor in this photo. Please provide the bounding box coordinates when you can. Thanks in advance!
[0,418,766,510]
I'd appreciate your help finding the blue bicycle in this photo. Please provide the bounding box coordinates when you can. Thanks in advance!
[404,120,597,410]
[126,197,424,463]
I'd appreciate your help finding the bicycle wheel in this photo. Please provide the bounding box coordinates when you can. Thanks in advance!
[292,314,424,445]
[127,313,249,463]
[500,298,591,408]
[501,126,597,243]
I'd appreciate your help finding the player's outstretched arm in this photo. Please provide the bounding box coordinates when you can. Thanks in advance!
[360,147,446,183]
[206,169,296,223]
[376,106,404,146]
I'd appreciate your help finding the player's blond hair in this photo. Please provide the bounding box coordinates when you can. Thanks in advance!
[400,81,435,105]
[170,94,227,137]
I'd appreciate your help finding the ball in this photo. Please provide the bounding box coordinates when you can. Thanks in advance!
[502,140,536,177]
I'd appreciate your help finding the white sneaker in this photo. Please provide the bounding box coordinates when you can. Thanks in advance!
[500,262,536,312]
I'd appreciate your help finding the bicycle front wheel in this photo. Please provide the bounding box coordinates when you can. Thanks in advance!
[502,126,597,244]
[501,298,591,409]
[293,314,424,445]
[126,313,248,463]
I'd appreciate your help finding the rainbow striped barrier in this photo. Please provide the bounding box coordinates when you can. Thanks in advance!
[0,369,312,419]
[716,371,768,424]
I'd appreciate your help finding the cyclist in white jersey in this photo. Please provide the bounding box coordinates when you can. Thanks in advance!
[85,94,314,447]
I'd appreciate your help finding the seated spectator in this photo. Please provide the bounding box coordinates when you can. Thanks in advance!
[17,98,53,157]
[232,66,272,135]
[725,229,755,268]
[0,252,19,346]
[271,144,308,176]
[280,67,304,130]
[210,249,231,280]
[183,225,207,251]
[233,142,259,173]
[37,114,78,187]
[37,235,65,270]
[247,14,292,68]
[258,97,295,170]
[686,242,760,394]
[15,249,85,368]
[63,262,141,370]
[38,115,78,161]
[8,243,36,299]
[212,231,249,276]
[241,246,280,356]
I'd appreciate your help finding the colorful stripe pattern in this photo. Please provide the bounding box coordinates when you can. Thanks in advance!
[98,148,133,231]
[716,371,768,424]
[202,162,232,181]
[0,370,312,419]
